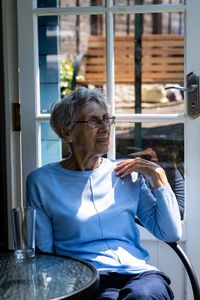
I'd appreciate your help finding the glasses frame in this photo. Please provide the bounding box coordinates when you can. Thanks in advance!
[73,116,116,129]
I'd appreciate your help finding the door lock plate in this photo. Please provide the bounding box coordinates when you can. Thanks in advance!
[187,72,200,119]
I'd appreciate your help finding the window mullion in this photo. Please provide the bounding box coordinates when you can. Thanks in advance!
[106,0,115,159]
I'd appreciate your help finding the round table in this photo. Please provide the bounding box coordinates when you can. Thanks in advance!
[0,252,99,299]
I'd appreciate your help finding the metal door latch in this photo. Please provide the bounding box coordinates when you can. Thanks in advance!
[165,72,200,119]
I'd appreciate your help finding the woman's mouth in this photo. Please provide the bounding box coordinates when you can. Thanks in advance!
[97,137,109,143]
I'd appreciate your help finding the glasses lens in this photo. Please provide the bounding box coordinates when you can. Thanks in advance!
[103,117,111,125]
[108,117,115,125]
[88,116,115,128]
[88,118,99,128]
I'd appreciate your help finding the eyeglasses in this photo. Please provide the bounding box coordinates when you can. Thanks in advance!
[73,116,116,129]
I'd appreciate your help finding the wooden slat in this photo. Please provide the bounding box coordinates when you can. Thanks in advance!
[77,34,184,85]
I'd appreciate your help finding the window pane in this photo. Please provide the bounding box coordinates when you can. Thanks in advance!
[116,121,184,218]
[116,121,184,174]
[115,0,185,5]
[114,12,184,114]
[41,122,62,165]
[38,15,61,113]
[59,14,106,95]
[37,0,105,8]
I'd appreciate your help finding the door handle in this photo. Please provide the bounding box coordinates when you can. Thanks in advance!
[165,72,200,119]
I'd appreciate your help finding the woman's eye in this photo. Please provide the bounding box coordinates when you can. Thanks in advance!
[90,118,98,123]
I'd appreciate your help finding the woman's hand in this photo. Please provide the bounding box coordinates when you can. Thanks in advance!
[115,158,169,188]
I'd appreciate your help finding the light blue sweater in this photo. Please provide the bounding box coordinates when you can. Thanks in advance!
[26,158,182,274]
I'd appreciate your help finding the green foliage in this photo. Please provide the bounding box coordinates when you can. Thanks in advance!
[60,60,84,97]
[60,60,74,97]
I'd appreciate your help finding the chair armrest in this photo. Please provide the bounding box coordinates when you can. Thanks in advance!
[166,242,200,300]
[135,217,200,300]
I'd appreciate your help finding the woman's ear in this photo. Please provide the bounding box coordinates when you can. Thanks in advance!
[60,127,73,143]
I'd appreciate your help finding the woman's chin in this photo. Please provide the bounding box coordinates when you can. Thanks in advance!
[96,144,109,155]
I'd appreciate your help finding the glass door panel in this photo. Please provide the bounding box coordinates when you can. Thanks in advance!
[114,11,184,114]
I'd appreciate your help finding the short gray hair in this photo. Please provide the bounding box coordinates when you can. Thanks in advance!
[50,86,109,138]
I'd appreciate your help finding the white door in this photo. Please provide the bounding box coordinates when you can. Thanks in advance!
[16,1,200,299]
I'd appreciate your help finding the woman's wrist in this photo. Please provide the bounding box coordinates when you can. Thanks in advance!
[151,168,170,188]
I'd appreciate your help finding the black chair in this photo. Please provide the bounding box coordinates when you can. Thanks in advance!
[135,218,200,300]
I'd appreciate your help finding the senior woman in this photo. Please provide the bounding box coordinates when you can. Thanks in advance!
[26,87,182,300]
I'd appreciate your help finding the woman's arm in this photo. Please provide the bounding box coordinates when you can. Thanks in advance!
[26,173,54,253]
[115,158,182,242]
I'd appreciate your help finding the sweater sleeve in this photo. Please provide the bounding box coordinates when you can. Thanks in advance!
[166,168,185,220]
[136,175,182,242]
[26,173,54,253]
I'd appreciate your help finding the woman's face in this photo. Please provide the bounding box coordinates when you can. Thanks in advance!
[69,101,112,158]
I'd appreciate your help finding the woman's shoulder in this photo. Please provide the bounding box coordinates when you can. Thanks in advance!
[104,158,140,183]
[101,157,119,169]
[26,162,59,182]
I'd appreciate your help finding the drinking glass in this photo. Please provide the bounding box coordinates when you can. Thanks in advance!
[11,207,36,259]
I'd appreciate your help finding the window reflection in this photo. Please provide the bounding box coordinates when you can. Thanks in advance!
[116,121,184,219]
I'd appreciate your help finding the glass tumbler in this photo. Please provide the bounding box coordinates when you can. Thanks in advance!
[11,207,36,259]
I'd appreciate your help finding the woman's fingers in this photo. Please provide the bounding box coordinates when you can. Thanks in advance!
[115,158,159,178]
[114,158,169,188]
[115,159,140,177]
[114,159,133,169]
